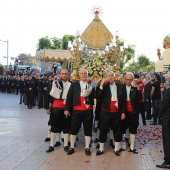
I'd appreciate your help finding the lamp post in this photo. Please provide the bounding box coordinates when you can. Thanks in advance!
[0,39,8,70]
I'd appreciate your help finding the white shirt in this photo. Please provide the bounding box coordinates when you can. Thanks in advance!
[110,82,117,101]
[80,81,87,95]
[62,80,69,90]
[126,86,131,101]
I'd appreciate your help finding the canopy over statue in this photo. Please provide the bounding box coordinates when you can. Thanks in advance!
[80,8,113,49]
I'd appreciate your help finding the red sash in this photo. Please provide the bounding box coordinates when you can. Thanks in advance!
[126,101,133,112]
[73,96,93,110]
[52,99,65,108]
[102,101,119,113]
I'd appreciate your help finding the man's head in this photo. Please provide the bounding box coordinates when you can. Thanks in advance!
[124,72,134,86]
[106,71,115,85]
[140,76,145,82]
[79,69,88,81]
[43,74,48,79]
[28,74,32,80]
[35,72,39,78]
[145,74,151,81]
[60,69,69,82]
[154,73,161,82]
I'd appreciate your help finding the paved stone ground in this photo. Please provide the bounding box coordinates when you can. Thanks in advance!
[0,93,165,170]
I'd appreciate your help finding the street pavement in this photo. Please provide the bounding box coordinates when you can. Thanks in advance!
[0,93,165,170]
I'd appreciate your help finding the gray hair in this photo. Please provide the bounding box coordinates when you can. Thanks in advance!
[106,70,115,76]
[145,74,151,79]
[124,72,134,79]
[79,68,88,76]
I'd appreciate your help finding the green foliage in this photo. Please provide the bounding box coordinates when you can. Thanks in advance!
[50,37,61,49]
[120,44,135,70]
[37,35,75,50]
[0,64,5,75]
[123,54,154,72]
[37,36,51,50]
[138,54,150,66]
[107,39,135,70]
[61,34,75,50]
[117,39,124,47]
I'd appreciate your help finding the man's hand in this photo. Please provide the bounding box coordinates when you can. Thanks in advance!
[121,113,126,120]
[136,84,140,90]
[46,109,51,115]
[64,111,70,118]
[43,87,47,91]
[100,78,108,89]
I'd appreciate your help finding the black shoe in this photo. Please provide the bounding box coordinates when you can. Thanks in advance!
[54,141,61,147]
[150,122,157,125]
[19,102,22,104]
[94,138,99,143]
[96,150,104,156]
[44,137,50,142]
[114,150,120,156]
[64,146,69,152]
[129,149,138,154]
[85,148,91,156]
[46,146,54,153]
[67,147,74,155]
[96,143,100,149]
[156,162,170,169]
[38,107,41,109]
[119,148,123,152]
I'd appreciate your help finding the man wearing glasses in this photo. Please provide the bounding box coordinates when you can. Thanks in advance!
[123,72,141,154]
[96,71,126,156]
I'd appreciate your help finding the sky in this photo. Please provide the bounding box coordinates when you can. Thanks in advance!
[0,0,170,66]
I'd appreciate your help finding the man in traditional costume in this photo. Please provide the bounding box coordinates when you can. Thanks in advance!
[123,72,142,154]
[46,69,71,153]
[96,71,126,156]
[64,69,95,156]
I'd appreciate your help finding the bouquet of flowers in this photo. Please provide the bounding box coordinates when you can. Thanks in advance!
[81,55,113,83]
